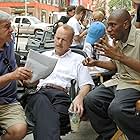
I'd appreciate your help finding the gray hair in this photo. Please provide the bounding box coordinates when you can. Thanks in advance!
[0,10,11,22]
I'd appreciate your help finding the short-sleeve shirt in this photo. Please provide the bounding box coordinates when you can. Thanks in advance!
[37,49,94,90]
[67,17,82,46]
[0,41,17,104]
[103,25,140,91]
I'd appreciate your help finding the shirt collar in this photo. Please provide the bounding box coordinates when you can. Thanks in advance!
[126,25,136,47]
[0,43,9,52]
[118,25,137,49]
[51,49,71,58]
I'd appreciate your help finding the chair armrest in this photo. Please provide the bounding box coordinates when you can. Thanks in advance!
[69,79,77,101]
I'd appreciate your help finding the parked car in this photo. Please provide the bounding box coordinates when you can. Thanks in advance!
[12,16,53,35]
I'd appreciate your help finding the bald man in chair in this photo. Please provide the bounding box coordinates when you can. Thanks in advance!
[83,9,140,140]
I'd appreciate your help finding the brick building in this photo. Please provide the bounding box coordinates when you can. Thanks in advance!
[0,0,69,23]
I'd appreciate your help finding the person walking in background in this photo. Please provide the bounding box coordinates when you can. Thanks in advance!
[0,10,32,140]
[67,5,87,49]
[83,9,140,140]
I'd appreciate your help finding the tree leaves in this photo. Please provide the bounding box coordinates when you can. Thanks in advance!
[108,0,131,12]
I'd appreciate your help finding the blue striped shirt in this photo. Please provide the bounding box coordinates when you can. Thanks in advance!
[0,41,17,104]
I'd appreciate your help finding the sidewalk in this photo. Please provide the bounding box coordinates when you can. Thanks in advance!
[23,121,98,140]
[62,121,98,140]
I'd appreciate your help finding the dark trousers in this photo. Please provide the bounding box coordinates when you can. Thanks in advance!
[84,84,140,140]
[26,87,71,140]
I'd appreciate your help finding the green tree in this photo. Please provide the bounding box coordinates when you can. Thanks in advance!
[108,0,132,12]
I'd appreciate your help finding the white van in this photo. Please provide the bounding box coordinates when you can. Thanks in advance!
[12,16,53,35]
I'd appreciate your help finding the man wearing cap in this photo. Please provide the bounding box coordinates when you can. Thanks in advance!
[83,21,106,58]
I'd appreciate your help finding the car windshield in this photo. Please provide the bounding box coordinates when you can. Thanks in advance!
[30,17,41,24]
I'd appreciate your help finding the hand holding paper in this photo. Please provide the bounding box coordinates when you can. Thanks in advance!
[25,49,58,83]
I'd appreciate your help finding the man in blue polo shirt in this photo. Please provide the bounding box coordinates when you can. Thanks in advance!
[0,10,32,140]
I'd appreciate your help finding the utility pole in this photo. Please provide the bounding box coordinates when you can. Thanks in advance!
[121,0,124,8]
[25,0,27,16]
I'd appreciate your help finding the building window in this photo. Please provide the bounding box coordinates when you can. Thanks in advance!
[52,0,60,6]
[47,0,51,5]
[42,0,46,4]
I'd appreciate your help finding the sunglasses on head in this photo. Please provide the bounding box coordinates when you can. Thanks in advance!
[3,58,13,72]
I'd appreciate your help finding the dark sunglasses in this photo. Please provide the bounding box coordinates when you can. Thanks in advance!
[3,58,13,72]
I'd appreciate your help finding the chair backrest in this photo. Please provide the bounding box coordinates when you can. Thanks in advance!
[34,31,44,41]
[71,48,88,58]
[44,31,53,41]
[15,51,21,67]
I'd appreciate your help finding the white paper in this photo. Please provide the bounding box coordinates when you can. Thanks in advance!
[25,49,57,83]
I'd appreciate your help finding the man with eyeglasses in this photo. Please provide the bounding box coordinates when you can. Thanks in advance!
[0,10,32,140]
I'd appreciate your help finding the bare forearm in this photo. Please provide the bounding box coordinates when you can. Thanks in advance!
[77,84,91,98]
[79,30,87,38]
[95,60,116,71]
[0,73,13,88]
[74,30,87,42]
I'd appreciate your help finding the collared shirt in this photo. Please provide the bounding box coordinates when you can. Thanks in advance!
[103,25,140,91]
[37,49,94,90]
[0,41,17,104]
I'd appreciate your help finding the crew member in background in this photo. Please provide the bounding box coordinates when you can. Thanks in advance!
[53,5,76,35]
[67,5,87,49]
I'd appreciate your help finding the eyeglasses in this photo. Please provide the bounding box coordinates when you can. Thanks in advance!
[3,58,13,72]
